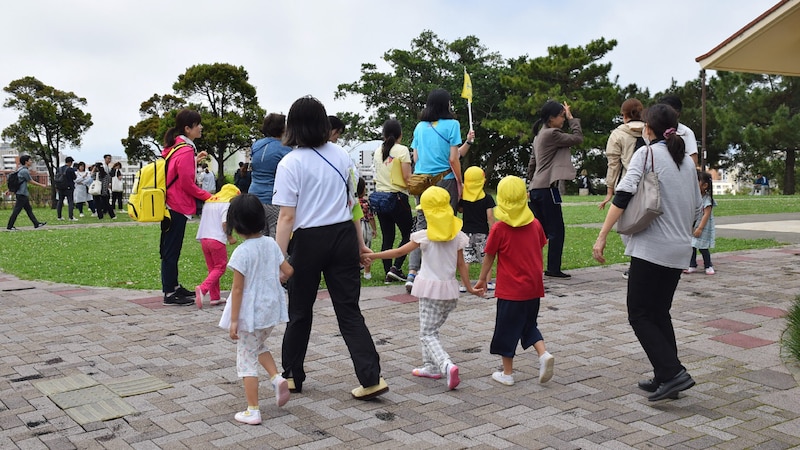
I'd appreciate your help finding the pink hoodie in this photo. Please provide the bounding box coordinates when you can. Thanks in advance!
[163,137,211,215]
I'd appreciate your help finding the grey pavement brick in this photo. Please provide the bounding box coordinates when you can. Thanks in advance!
[2,245,800,448]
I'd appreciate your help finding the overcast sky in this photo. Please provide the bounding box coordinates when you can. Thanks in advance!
[0,0,771,164]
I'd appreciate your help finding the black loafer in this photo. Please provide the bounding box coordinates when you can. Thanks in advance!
[648,369,695,401]
[638,378,679,398]
[544,271,571,278]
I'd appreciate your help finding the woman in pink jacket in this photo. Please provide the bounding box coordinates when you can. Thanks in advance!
[161,109,212,306]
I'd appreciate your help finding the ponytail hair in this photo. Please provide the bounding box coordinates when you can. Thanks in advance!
[381,119,402,161]
[643,104,685,167]
[697,170,714,202]
[163,109,202,148]
[532,100,564,137]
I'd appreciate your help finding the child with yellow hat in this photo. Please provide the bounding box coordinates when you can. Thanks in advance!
[458,166,496,264]
[195,183,240,308]
[365,186,484,390]
[475,176,555,386]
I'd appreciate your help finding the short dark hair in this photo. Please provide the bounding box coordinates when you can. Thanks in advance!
[226,194,266,236]
[103,154,112,159]
[659,95,683,113]
[19,155,31,165]
[283,96,330,148]
[328,115,345,133]
[65,156,74,163]
[261,113,286,138]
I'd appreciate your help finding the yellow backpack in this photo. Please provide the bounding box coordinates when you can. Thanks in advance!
[127,143,188,222]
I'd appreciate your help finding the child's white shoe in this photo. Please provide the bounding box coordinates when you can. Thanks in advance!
[234,408,261,425]
[539,352,554,383]
[492,371,514,386]
[272,375,290,407]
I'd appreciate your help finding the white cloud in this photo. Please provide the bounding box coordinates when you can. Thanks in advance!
[0,0,771,163]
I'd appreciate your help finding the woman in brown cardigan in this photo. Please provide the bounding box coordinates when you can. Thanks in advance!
[527,101,583,278]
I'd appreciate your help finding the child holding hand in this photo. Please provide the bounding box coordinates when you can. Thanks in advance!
[475,176,554,386]
[365,186,484,390]
[219,194,293,425]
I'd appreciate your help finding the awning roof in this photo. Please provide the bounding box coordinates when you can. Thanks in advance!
[696,0,800,76]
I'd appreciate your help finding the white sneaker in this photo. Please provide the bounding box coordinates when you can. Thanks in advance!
[234,408,261,425]
[682,267,697,274]
[79,213,85,218]
[539,352,554,383]
[57,217,65,221]
[405,274,415,294]
[486,282,496,290]
[492,371,514,386]
[459,285,466,293]
[363,272,372,280]
[70,218,79,222]
[705,267,715,275]
[272,375,290,407]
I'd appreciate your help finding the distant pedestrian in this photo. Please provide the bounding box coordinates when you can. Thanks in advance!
[366,186,484,390]
[90,163,116,220]
[685,171,717,275]
[110,162,125,212]
[249,113,291,237]
[6,155,47,231]
[73,162,96,217]
[475,176,554,386]
[55,156,77,221]
[218,194,293,425]
[357,177,377,280]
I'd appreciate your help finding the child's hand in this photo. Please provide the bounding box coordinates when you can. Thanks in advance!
[371,229,377,239]
[196,151,209,164]
[472,280,487,297]
[229,323,239,340]
[227,235,237,245]
[360,254,373,266]
[693,227,702,238]
[280,263,294,283]
[467,285,485,298]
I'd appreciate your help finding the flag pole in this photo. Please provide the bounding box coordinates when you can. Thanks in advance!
[461,68,474,131]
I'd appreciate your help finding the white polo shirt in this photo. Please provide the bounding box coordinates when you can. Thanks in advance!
[272,142,355,230]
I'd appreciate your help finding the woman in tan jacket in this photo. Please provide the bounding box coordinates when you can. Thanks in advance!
[527,100,583,278]
[599,98,645,210]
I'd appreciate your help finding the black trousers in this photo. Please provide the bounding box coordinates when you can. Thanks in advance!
[7,194,41,229]
[627,257,685,383]
[376,192,413,274]
[529,188,565,273]
[160,211,187,294]
[57,188,75,219]
[282,221,381,388]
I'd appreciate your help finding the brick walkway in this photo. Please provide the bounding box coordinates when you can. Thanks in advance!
[1,245,799,449]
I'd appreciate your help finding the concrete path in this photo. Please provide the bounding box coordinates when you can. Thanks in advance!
[1,240,799,448]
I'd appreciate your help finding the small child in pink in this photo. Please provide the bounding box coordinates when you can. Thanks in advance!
[195,184,239,308]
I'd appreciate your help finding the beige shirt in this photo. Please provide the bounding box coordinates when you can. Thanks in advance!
[527,118,583,190]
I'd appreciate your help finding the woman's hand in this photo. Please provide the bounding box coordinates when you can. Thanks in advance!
[592,235,607,264]
[598,194,612,210]
[563,102,573,120]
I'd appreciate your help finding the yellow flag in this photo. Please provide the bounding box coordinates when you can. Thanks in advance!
[461,69,473,103]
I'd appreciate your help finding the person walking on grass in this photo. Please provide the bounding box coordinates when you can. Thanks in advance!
[195,184,240,309]
[55,156,77,222]
[218,194,293,425]
[6,155,47,231]
[684,170,717,275]
[474,176,554,386]
[365,186,484,390]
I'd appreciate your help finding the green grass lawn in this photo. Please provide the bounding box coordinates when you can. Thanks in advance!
[0,194,795,290]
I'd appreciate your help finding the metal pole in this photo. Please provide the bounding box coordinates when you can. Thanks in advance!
[701,69,707,171]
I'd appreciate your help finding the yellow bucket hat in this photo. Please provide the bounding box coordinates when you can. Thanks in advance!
[462,166,486,202]
[416,186,462,241]
[206,183,240,203]
[494,176,534,227]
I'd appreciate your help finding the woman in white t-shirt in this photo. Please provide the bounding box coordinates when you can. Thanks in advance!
[371,119,413,283]
[273,96,388,400]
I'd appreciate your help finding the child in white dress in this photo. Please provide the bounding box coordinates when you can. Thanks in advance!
[219,194,293,425]
[366,186,484,390]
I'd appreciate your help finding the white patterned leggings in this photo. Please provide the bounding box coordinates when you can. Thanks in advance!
[418,297,458,374]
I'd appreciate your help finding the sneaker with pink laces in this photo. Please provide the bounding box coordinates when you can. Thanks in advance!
[411,366,442,379]
[705,266,715,275]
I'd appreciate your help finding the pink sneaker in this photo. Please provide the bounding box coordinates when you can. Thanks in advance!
[195,286,210,309]
[273,375,290,407]
[411,366,442,379]
[446,363,460,390]
[705,267,715,275]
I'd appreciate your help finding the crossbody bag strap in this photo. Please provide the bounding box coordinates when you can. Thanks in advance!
[311,147,350,208]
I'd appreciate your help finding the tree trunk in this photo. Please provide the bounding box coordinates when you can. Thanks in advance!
[784,149,796,195]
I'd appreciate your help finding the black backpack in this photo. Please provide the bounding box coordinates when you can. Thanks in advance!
[54,165,69,189]
[7,170,21,192]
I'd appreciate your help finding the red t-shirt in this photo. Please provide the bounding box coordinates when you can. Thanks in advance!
[484,220,547,300]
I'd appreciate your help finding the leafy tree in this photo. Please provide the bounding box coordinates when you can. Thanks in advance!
[711,72,800,194]
[122,94,186,163]
[173,63,264,185]
[2,76,93,206]
[487,38,621,183]
[123,64,264,186]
